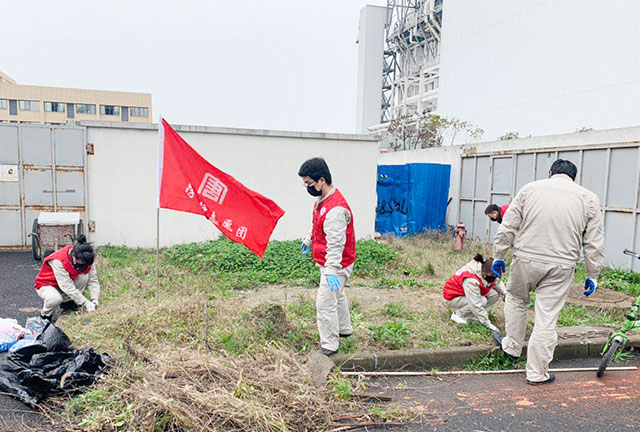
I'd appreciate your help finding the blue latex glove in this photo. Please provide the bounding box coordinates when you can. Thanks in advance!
[584,278,597,297]
[300,243,311,255]
[492,260,506,278]
[325,275,342,292]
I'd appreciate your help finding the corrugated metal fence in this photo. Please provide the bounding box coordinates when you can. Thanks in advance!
[458,142,640,270]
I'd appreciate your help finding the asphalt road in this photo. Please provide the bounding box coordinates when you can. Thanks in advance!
[364,354,640,432]
[0,251,44,429]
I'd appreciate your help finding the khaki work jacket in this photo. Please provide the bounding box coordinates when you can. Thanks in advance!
[493,174,606,279]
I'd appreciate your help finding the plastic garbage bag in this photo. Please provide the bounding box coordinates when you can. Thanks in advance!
[0,323,110,407]
[24,316,47,339]
[8,339,40,353]
[0,318,27,353]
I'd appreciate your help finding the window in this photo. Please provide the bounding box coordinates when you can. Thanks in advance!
[130,107,149,117]
[0,99,7,109]
[76,104,96,114]
[100,105,120,116]
[44,102,65,113]
[19,100,40,111]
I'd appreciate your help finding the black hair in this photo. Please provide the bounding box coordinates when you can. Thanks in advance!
[298,158,332,185]
[484,204,500,215]
[473,253,494,274]
[73,235,95,266]
[549,159,578,180]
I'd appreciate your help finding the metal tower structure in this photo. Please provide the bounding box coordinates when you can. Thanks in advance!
[381,0,442,124]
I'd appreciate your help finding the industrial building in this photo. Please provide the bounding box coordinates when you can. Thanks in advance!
[0,70,152,125]
[357,0,640,141]
[356,0,442,133]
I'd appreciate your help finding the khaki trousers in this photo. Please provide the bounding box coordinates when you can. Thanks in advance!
[317,266,353,352]
[36,273,90,316]
[446,289,500,322]
[502,257,574,382]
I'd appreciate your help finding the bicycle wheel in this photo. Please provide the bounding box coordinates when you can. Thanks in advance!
[597,339,621,378]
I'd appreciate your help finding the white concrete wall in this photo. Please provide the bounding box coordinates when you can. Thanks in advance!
[438,0,640,143]
[355,5,387,133]
[379,125,640,226]
[85,122,379,248]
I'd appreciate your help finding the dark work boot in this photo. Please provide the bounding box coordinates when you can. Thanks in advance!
[339,332,353,338]
[492,331,519,361]
[318,347,338,357]
[526,374,556,386]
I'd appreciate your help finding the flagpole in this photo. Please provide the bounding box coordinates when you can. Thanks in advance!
[156,115,164,296]
[156,207,160,294]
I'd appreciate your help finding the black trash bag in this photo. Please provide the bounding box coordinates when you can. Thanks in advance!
[37,322,72,351]
[0,323,110,408]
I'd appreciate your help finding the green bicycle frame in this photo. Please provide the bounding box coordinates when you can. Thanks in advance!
[601,295,640,356]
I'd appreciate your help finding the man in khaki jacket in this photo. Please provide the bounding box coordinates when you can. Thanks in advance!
[491,159,605,385]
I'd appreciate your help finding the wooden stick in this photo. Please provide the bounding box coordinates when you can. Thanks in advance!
[341,366,637,377]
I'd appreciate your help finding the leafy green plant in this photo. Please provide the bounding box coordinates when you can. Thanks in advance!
[330,375,352,401]
[370,321,410,349]
[381,302,410,318]
[465,351,527,371]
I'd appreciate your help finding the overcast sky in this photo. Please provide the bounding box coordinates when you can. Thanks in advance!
[3,0,386,133]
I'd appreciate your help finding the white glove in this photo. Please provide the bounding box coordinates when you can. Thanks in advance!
[486,322,499,332]
[84,301,96,313]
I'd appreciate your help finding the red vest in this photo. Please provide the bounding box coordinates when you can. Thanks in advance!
[311,189,356,268]
[500,204,509,220]
[34,245,91,290]
[443,266,494,301]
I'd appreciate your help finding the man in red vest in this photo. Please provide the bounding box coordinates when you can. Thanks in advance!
[299,158,356,357]
[33,236,101,321]
[485,203,510,224]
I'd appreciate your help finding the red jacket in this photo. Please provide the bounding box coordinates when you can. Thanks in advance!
[311,189,356,268]
[443,266,494,301]
[34,245,91,290]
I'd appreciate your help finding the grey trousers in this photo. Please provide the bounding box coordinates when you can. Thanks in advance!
[446,289,500,323]
[316,266,353,351]
[36,273,90,316]
[501,257,575,382]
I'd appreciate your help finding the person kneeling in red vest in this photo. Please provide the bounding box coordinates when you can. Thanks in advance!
[443,254,506,332]
[299,158,356,357]
[33,235,101,321]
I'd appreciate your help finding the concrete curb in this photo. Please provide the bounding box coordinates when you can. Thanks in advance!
[333,332,640,371]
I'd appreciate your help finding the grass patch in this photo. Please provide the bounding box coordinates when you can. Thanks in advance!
[557,304,618,326]
[162,238,398,289]
[370,321,411,349]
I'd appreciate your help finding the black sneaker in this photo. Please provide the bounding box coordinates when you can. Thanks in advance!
[339,332,353,338]
[492,331,519,361]
[526,374,556,386]
[318,347,338,357]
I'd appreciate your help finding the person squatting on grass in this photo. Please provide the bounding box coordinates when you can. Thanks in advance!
[442,254,506,332]
[33,235,101,321]
[491,159,606,385]
[298,157,355,357]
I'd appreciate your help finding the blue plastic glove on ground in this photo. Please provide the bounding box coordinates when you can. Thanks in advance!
[300,243,311,255]
[584,278,597,297]
[492,260,506,278]
[325,275,342,292]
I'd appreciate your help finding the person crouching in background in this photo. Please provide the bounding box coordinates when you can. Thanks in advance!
[443,254,506,332]
[33,235,101,321]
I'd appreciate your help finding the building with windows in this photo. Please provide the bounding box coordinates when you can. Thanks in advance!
[0,70,152,125]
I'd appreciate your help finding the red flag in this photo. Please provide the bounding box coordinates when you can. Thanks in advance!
[157,118,285,257]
